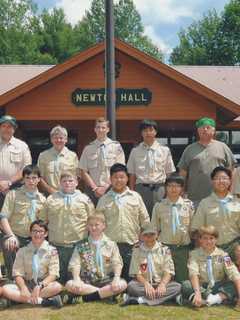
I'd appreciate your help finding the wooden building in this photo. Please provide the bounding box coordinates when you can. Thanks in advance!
[0,39,240,164]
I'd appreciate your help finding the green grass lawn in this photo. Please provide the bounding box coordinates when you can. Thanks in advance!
[1,303,240,320]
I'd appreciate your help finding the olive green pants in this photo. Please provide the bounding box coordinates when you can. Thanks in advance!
[182,280,237,303]
[165,244,190,283]
[54,245,75,284]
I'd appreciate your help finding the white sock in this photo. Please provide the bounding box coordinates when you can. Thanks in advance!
[137,297,145,304]
[28,297,43,305]
[206,293,223,306]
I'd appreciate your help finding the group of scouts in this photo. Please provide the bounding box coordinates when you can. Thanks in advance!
[0,114,240,309]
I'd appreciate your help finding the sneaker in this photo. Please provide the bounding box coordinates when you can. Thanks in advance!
[176,294,183,306]
[0,298,10,308]
[42,295,63,309]
[120,297,139,307]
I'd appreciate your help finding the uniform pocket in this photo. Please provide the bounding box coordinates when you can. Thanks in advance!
[10,150,22,163]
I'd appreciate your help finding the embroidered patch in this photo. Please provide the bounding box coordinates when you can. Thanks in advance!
[51,249,58,256]
[217,256,223,263]
[224,256,233,267]
[140,262,148,273]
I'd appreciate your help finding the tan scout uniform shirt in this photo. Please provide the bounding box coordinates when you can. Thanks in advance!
[68,234,123,278]
[37,146,79,190]
[177,140,236,202]
[0,186,46,238]
[96,187,150,244]
[0,136,32,180]
[79,138,125,186]
[188,247,240,284]
[41,190,95,246]
[151,197,194,245]
[129,242,175,283]
[13,240,60,280]
[232,167,240,195]
[127,140,175,184]
[191,192,240,245]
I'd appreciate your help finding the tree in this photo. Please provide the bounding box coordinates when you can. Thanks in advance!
[73,0,163,60]
[33,8,76,63]
[0,0,37,63]
[170,10,222,65]
[170,0,240,65]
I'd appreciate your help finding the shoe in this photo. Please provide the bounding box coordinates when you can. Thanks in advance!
[176,294,183,306]
[0,298,10,308]
[120,297,139,307]
[188,293,195,303]
[42,295,63,309]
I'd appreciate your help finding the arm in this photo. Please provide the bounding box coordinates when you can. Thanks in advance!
[39,178,57,195]
[156,272,171,297]
[136,274,156,299]
[129,174,136,190]
[190,274,202,307]
[0,217,19,250]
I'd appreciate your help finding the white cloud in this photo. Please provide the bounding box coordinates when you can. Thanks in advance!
[133,0,195,25]
[55,0,92,25]
[144,25,172,56]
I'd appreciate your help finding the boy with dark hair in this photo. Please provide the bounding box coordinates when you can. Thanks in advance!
[0,165,46,278]
[2,219,62,308]
[127,119,175,217]
[151,173,194,282]
[96,163,149,280]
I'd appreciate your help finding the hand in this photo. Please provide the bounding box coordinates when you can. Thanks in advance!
[0,180,10,193]
[20,286,31,300]
[156,283,167,297]
[192,291,202,307]
[70,279,85,294]
[5,235,19,251]
[111,278,122,292]
[94,186,108,198]
[144,282,156,300]
[30,285,41,304]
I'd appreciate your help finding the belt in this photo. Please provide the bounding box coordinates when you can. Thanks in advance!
[141,183,164,190]
[163,243,190,249]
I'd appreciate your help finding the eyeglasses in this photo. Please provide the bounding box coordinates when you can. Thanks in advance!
[213,178,230,182]
[31,230,45,234]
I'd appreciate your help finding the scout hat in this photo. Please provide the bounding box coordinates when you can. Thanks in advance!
[142,223,157,235]
[0,115,17,128]
[195,117,216,128]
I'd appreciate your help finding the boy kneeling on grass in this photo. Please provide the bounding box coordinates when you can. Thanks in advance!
[65,213,127,302]
[182,225,240,308]
[123,223,181,306]
[2,220,63,308]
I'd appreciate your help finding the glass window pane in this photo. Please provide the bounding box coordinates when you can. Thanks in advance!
[170,137,188,145]
[232,131,240,145]
[216,131,229,144]
[157,138,168,145]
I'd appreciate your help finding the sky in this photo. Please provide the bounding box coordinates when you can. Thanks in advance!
[34,0,230,61]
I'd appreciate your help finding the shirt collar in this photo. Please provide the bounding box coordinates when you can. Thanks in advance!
[28,240,49,253]
[94,137,111,147]
[141,241,160,253]
[51,146,68,156]
[142,140,159,150]
[211,192,233,202]
[165,196,184,206]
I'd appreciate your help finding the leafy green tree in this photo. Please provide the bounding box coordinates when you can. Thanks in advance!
[170,0,240,65]
[33,8,75,63]
[73,0,163,60]
[0,0,38,63]
[170,10,222,65]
